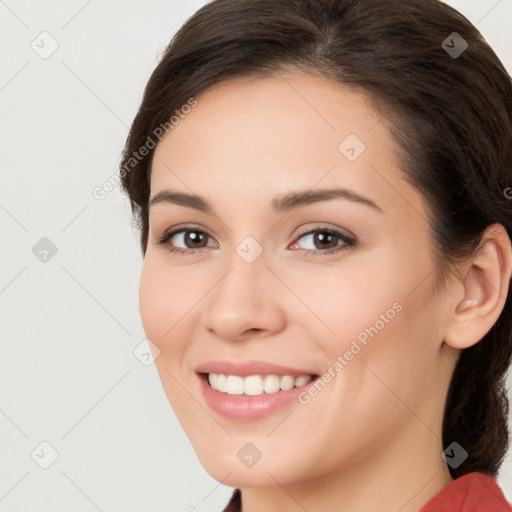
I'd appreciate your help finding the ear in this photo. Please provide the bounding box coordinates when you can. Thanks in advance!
[444,223,512,350]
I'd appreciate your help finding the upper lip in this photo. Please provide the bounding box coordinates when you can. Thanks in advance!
[195,359,318,377]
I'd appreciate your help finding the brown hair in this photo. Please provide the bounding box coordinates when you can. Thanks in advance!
[119,0,512,478]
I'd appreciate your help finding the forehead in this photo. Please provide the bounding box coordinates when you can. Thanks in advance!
[153,70,386,160]
[149,71,426,221]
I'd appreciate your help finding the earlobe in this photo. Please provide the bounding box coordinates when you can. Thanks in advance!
[444,224,512,350]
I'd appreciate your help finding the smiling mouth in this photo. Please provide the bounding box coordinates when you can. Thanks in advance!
[199,372,319,396]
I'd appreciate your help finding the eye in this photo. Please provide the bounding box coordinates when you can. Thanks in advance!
[154,224,217,255]
[154,224,357,257]
[289,227,357,256]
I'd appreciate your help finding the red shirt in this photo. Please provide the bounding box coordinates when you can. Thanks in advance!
[419,472,511,512]
[222,472,511,511]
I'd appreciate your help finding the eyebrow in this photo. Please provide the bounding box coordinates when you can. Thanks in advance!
[149,187,383,214]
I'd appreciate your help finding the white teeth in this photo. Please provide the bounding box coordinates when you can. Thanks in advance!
[294,375,312,387]
[207,373,313,395]
[226,375,244,394]
[280,375,295,391]
[263,375,280,394]
[209,373,218,389]
[245,375,264,396]
[217,373,227,392]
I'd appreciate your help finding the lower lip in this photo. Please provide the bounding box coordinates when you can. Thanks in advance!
[198,374,317,421]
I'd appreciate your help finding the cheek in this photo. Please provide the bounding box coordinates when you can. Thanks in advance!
[139,261,164,345]
[291,257,402,349]
[138,257,191,355]
[311,252,439,396]
[138,259,198,415]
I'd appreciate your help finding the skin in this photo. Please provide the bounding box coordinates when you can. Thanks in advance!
[139,70,512,512]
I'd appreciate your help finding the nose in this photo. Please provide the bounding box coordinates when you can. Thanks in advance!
[200,247,286,342]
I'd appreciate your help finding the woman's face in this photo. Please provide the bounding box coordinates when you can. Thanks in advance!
[139,71,457,487]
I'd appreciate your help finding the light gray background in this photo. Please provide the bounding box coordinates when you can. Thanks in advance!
[1,1,511,511]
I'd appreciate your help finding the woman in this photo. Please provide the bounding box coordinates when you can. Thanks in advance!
[119,0,512,510]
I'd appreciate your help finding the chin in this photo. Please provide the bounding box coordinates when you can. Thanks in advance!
[195,442,312,487]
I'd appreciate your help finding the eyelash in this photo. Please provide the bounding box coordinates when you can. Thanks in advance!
[154,224,357,257]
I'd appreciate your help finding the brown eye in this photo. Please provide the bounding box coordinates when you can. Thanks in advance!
[312,232,339,250]
[155,226,218,255]
[291,227,357,256]
[179,230,208,248]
